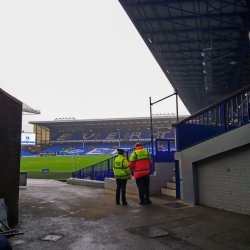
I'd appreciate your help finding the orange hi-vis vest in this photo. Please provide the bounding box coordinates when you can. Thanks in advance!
[129,146,152,178]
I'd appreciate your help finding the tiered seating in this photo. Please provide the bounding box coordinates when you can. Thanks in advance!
[39,144,132,156]
[86,144,118,155]
[41,145,66,153]
[57,145,91,155]
[21,152,35,157]
[36,142,145,156]
[50,130,175,142]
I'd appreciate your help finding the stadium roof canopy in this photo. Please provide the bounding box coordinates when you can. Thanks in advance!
[22,102,41,115]
[0,88,40,115]
[119,0,250,114]
[29,115,188,130]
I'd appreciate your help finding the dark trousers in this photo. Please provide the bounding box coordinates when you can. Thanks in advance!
[0,234,12,250]
[136,174,150,202]
[116,179,127,203]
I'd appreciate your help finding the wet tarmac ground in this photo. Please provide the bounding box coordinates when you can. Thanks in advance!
[10,179,250,250]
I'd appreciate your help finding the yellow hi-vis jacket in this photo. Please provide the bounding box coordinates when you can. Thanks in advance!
[113,155,131,179]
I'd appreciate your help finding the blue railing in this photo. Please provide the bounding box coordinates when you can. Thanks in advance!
[173,85,250,151]
[72,141,153,180]
[155,139,175,162]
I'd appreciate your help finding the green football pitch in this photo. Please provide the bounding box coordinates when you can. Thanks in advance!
[20,155,114,180]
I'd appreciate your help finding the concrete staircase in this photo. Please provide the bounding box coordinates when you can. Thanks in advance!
[161,176,176,197]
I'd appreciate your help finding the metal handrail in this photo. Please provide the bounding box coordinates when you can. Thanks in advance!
[173,84,250,127]
[174,85,250,151]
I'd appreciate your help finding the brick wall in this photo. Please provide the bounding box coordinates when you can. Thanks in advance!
[0,91,22,225]
[197,143,250,216]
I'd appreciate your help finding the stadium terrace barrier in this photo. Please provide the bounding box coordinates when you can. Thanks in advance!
[155,139,175,163]
[72,141,153,180]
[173,84,250,151]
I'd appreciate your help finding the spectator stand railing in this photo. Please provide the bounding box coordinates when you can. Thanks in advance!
[72,141,153,181]
[173,84,250,151]
[155,139,175,163]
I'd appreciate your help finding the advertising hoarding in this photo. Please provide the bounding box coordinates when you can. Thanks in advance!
[21,133,36,145]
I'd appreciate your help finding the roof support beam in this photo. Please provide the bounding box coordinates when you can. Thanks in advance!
[152,31,203,44]
[137,12,242,21]
[153,37,244,45]
[128,0,250,11]
[160,56,202,61]
[148,30,244,45]
[135,3,248,30]
[138,15,246,31]
[203,0,243,27]
[158,47,240,55]
[209,0,250,11]
[151,27,241,34]
[155,42,201,52]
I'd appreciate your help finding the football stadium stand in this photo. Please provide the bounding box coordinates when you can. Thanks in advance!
[50,130,173,143]
[28,116,181,156]
[21,152,35,157]
[37,143,138,156]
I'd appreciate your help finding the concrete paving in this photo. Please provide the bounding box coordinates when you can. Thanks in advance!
[9,179,250,250]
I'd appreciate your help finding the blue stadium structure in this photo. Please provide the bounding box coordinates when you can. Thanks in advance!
[118,0,250,216]
[29,115,183,156]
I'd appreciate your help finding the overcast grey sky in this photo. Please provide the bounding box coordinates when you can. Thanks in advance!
[0,0,189,132]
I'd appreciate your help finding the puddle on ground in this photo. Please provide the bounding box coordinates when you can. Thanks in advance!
[11,240,26,245]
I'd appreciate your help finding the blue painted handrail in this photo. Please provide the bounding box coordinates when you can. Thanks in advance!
[173,84,250,151]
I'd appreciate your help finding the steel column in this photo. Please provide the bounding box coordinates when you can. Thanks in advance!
[175,160,181,200]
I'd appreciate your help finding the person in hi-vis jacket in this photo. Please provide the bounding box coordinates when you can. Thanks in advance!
[129,142,152,205]
[113,149,131,205]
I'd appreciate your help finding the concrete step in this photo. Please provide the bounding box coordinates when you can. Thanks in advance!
[161,188,176,197]
[172,176,176,183]
[167,182,176,190]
